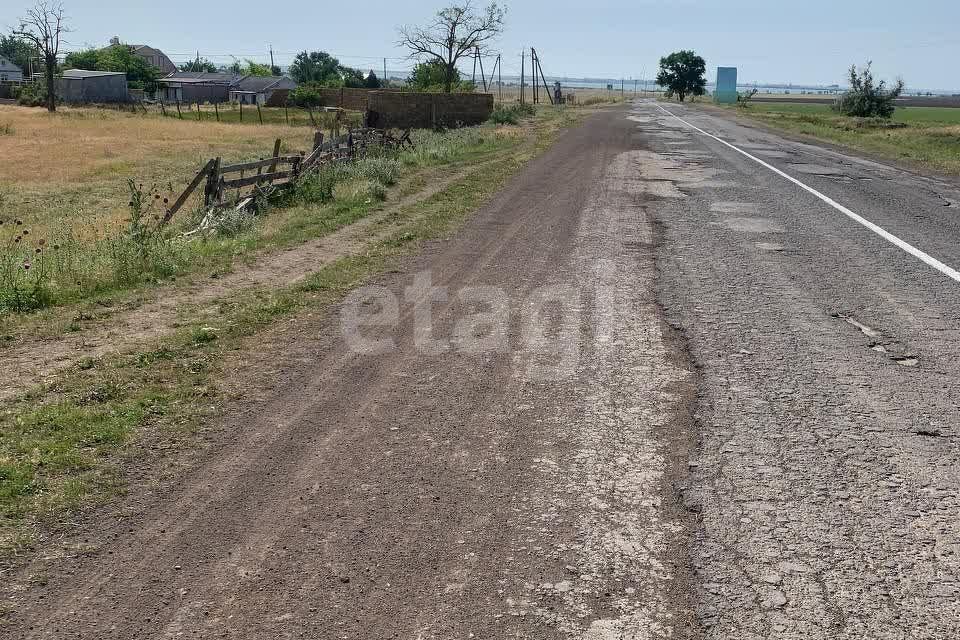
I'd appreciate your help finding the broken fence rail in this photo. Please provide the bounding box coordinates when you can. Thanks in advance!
[161,128,411,227]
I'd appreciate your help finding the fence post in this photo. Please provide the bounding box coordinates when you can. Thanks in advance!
[214,101,220,122]
[160,99,166,117]
[257,103,263,125]
[313,131,324,151]
[203,156,221,207]
[197,103,202,121]
[268,138,282,173]
[284,104,289,126]
[176,100,182,119]
[239,101,243,122]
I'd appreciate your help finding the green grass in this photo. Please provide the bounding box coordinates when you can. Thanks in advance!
[727,103,960,173]
[0,107,583,556]
[0,123,515,316]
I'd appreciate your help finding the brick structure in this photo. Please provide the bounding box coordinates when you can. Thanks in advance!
[367,92,494,129]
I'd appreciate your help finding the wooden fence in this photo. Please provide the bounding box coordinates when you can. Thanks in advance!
[162,127,412,227]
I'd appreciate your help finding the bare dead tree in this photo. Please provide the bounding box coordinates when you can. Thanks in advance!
[14,2,69,112]
[398,2,505,93]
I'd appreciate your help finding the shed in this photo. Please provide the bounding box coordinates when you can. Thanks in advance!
[156,72,238,104]
[228,76,298,105]
[58,69,129,103]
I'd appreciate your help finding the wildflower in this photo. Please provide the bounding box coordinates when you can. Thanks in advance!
[15,219,22,225]
[22,261,30,271]
[154,194,160,200]
[53,244,60,250]
[38,239,46,246]
[163,198,169,204]
[35,248,41,254]
[22,229,28,235]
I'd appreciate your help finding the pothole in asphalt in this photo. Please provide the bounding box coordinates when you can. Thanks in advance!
[893,356,919,367]
[721,217,786,233]
[755,242,784,252]
[711,201,760,214]
[836,314,882,339]
[835,313,920,368]
[934,193,958,207]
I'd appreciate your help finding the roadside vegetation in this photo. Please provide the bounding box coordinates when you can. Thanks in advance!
[724,103,960,174]
[721,62,960,174]
[0,106,511,315]
[0,104,582,556]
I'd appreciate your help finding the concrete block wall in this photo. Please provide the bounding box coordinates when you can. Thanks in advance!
[367,92,494,129]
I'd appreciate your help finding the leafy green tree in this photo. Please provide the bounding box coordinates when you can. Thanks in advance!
[656,50,706,103]
[63,48,99,70]
[341,66,365,88]
[833,62,904,118]
[289,50,342,85]
[364,70,382,89]
[398,3,506,93]
[0,33,39,76]
[242,59,272,77]
[179,57,218,73]
[406,60,473,92]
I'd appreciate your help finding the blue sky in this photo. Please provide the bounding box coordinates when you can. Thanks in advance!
[11,0,960,90]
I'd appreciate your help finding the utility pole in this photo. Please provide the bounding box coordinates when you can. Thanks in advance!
[531,48,537,104]
[520,50,525,104]
[497,54,502,102]
[269,45,275,73]
[383,58,387,86]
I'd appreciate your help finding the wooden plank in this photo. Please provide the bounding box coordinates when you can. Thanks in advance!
[162,158,215,225]
[221,170,294,190]
[219,156,303,173]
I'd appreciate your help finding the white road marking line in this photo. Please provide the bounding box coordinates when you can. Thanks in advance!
[654,104,960,284]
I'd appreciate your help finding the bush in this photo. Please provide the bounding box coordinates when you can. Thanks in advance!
[833,63,904,119]
[488,103,536,125]
[16,82,49,108]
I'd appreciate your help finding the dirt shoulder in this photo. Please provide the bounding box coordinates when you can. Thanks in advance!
[3,107,702,638]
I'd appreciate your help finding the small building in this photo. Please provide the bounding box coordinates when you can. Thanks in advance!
[715,67,738,104]
[156,72,237,104]
[58,69,129,103]
[0,56,23,83]
[228,76,297,106]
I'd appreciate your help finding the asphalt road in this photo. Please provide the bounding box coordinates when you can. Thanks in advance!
[6,102,960,639]
[636,99,960,638]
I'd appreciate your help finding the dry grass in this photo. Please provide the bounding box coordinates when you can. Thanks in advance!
[0,105,313,238]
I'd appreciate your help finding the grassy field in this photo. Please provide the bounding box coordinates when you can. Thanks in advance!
[0,103,582,556]
[724,102,960,174]
[0,103,513,314]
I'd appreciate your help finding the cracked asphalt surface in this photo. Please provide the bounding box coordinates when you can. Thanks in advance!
[6,101,960,638]
[636,100,960,638]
